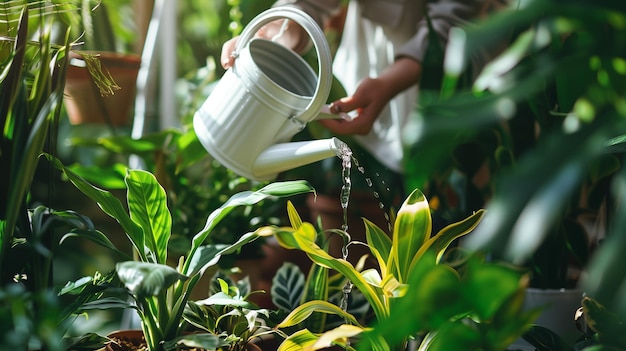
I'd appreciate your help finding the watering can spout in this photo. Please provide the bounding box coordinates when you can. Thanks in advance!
[252,137,346,180]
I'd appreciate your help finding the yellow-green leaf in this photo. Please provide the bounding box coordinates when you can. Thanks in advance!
[276,300,361,328]
[391,189,432,283]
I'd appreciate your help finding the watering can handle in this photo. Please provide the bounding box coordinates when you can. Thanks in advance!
[234,7,332,125]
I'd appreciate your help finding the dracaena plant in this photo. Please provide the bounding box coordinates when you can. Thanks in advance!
[46,154,314,351]
[257,188,488,350]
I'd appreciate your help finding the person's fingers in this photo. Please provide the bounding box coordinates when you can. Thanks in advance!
[329,96,358,115]
[220,37,238,69]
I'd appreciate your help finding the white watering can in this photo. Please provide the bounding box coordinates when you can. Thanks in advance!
[193,6,349,181]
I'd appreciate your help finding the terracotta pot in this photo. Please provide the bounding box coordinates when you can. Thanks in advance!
[64,51,141,126]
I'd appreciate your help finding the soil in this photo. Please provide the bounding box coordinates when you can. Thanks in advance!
[105,333,149,351]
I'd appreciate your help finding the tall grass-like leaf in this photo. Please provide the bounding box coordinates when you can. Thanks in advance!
[126,170,172,264]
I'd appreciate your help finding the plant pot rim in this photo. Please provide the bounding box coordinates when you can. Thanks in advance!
[526,287,584,294]
[68,50,141,69]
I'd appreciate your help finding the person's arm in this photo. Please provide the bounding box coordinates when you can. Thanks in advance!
[323,0,487,135]
[322,57,422,135]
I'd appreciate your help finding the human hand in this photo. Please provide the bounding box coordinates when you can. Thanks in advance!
[318,57,422,135]
[319,77,394,135]
[220,19,307,69]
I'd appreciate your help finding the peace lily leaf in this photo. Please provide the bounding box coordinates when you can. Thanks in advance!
[117,261,187,297]
[186,232,259,276]
[391,188,432,283]
[46,154,146,259]
[277,300,361,328]
[78,297,135,311]
[60,229,129,259]
[126,170,172,265]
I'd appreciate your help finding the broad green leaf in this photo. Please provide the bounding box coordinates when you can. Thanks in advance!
[46,154,146,260]
[186,232,259,276]
[423,321,482,351]
[391,188,432,283]
[116,261,187,298]
[60,229,129,259]
[277,300,361,328]
[78,297,135,311]
[126,170,172,264]
[462,259,524,320]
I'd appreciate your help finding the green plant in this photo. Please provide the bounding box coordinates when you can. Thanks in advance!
[258,189,533,350]
[48,154,314,350]
[0,206,116,351]
[403,0,626,292]
[0,2,71,285]
[183,272,275,351]
[67,127,283,259]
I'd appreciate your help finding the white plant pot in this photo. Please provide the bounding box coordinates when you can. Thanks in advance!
[509,288,584,350]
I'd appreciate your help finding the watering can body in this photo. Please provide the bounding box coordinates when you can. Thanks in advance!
[193,7,344,181]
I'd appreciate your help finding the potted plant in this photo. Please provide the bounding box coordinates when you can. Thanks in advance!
[48,154,315,350]
[258,189,537,350]
[399,0,626,348]
[63,0,141,128]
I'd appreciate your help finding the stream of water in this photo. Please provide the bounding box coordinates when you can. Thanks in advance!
[334,140,393,314]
